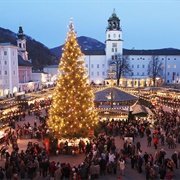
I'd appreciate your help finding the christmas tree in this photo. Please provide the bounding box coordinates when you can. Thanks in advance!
[47,19,98,138]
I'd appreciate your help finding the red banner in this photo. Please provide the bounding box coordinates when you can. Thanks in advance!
[44,138,50,156]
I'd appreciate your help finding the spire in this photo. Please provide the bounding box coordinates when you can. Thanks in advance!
[107,10,120,31]
[17,26,25,40]
[113,8,115,14]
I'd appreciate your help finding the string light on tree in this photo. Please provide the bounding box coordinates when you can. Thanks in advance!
[47,18,98,138]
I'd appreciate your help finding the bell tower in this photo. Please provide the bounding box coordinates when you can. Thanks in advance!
[17,26,28,60]
[105,9,123,75]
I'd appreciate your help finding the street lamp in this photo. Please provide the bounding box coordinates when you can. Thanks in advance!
[108,65,116,108]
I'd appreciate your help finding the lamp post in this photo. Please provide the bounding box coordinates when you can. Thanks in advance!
[108,67,115,109]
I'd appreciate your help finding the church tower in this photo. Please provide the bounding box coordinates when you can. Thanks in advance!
[105,10,123,75]
[17,26,28,60]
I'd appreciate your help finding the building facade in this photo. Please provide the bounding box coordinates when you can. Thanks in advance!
[44,11,180,87]
[0,43,19,98]
[17,26,40,92]
[83,11,180,86]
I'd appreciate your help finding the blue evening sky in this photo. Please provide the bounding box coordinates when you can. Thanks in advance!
[1,0,180,50]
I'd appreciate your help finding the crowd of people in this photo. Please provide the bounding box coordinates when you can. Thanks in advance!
[0,97,179,179]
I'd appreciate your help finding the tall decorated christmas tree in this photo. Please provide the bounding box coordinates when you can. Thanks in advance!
[47,19,98,139]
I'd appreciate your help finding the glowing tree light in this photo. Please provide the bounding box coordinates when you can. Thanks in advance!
[47,19,98,138]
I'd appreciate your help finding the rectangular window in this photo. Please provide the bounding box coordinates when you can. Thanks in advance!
[13,71,16,75]
[174,65,176,68]
[167,65,170,68]
[91,72,94,76]
[97,72,99,76]
[167,72,170,75]
[132,65,134,68]
[115,48,117,52]
[4,61,7,65]
[13,61,15,65]
[115,55,117,60]
[168,58,170,60]
[174,58,176,60]
[0,71,1,75]
[102,64,105,68]
[142,65,145,68]
[143,58,145,60]
[142,72,144,75]
[162,58,164,60]
[91,64,94,68]
[112,43,117,47]
[137,72,139,75]
[132,72,134,76]
[5,70,8,75]
[97,64,99,68]
[102,72,105,76]
[132,58,134,60]
[5,80,8,84]
[4,51,7,55]
[137,58,139,60]
[137,65,139,68]
[85,64,88,68]
[112,55,114,60]
[112,48,114,52]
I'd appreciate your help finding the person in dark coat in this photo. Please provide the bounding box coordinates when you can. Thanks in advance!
[130,155,136,169]
[99,157,107,175]
[171,151,178,169]
[159,164,166,180]
[137,155,143,173]
[136,141,141,153]
[78,163,87,179]
[19,160,26,179]
[0,167,4,180]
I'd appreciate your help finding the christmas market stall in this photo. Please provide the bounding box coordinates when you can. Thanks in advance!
[95,87,138,120]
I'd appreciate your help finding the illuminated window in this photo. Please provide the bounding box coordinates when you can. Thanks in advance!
[174,65,176,68]
[167,65,170,68]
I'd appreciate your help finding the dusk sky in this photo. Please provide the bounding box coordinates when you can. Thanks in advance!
[1,0,180,50]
